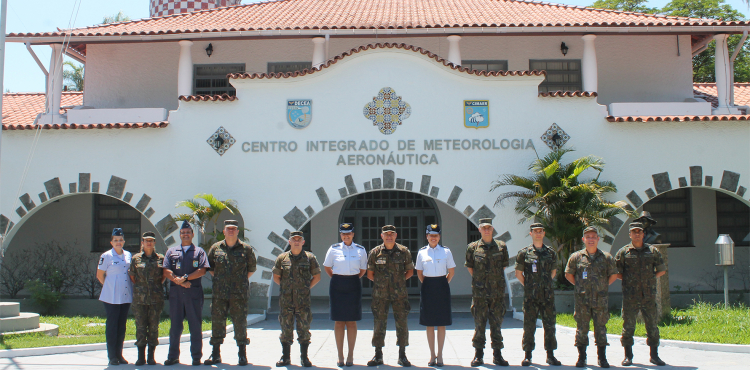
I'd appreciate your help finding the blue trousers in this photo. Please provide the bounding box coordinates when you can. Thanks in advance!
[103,302,130,361]
[168,286,205,360]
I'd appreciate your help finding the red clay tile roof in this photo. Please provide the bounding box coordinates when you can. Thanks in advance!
[693,83,750,108]
[2,92,168,130]
[229,43,547,79]
[539,91,597,97]
[178,94,238,101]
[606,115,750,122]
[9,0,746,40]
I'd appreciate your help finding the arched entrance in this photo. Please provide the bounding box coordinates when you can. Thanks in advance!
[339,190,441,294]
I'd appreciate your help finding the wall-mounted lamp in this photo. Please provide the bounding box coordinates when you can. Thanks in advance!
[560,42,569,56]
[205,43,214,57]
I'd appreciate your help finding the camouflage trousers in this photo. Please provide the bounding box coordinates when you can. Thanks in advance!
[133,302,163,347]
[470,297,505,350]
[210,296,249,346]
[371,298,410,347]
[573,302,609,347]
[279,305,312,345]
[522,297,557,351]
[621,298,660,347]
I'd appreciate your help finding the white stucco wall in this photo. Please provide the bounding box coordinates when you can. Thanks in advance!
[81,34,693,112]
[3,46,748,303]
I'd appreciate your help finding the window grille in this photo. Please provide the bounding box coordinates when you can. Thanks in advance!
[643,188,693,247]
[716,192,750,246]
[529,59,582,93]
[92,195,141,253]
[193,64,245,96]
[462,60,508,72]
[267,62,313,74]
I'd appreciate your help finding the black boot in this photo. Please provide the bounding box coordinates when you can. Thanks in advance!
[204,344,222,365]
[367,347,383,367]
[622,346,633,366]
[521,350,532,366]
[492,349,509,366]
[546,350,561,366]
[397,346,411,367]
[300,343,312,367]
[147,345,156,365]
[470,348,484,367]
[238,345,248,366]
[135,346,146,366]
[650,346,666,366]
[575,346,586,368]
[597,346,610,368]
[276,343,291,367]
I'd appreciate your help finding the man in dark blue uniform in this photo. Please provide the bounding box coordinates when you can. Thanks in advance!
[163,221,209,366]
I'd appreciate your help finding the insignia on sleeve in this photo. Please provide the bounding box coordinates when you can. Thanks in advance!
[193,260,199,268]
[99,257,104,265]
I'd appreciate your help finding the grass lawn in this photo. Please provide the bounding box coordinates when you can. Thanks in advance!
[556,302,750,345]
[0,316,212,350]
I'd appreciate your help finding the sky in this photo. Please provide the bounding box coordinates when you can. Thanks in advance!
[2,0,749,93]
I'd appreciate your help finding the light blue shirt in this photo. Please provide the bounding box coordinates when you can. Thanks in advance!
[415,244,456,277]
[98,249,133,304]
[323,242,367,275]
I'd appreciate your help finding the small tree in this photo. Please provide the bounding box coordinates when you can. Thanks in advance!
[0,247,31,298]
[175,193,245,248]
[491,148,634,285]
[71,253,102,299]
[27,241,85,295]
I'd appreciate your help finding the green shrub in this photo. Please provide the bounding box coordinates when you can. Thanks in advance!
[26,279,65,315]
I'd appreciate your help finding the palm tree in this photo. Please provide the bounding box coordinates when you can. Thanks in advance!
[101,11,130,25]
[491,148,634,285]
[174,193,243,248]
[63,61,84,91]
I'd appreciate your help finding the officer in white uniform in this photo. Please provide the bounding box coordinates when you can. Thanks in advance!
[97,227,134,366]
[415,224,456,367]
[323,223,368,367]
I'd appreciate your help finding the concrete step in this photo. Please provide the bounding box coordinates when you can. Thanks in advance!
[0,312,40,333]
[0,323,59,337]
[0,302,21,318]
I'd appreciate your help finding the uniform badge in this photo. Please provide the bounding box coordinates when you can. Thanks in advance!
[287,100,312,129]
[193,260,199,268]
[376,258,386,264]
[363,87,411,135]
[464,100,489,128]
[99,257,104,265]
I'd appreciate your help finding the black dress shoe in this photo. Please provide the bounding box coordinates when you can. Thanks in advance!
[164,358,179,366]
[192,358,202,366]
[108,358,120,366]
[118,356,128,365]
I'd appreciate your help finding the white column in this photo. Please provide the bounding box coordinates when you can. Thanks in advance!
[312,37,326,69]
[581,34,598,92]
[46,44,64,116]
[177,40,194,96]
[713,34,740,114]
[447,35,462,66]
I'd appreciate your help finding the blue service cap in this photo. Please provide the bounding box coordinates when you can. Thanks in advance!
[180,220,192,230]
[426,224,441,234]
[112,228,124,237]
[339,223,354,233]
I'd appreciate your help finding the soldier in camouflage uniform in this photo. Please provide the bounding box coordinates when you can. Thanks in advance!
[128,231,165,366]
[615,222,667,367]
[514,223,561,367]
[204,220,257,366]
[565,226,617,368]
[366,225,414,367]
[465,218,510,367]
[272,231,322,367]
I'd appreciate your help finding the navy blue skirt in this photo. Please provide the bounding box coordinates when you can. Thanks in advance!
[420,276,452,326]
[329,274,363,321]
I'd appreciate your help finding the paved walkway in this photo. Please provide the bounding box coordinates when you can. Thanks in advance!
[1,313,747,369]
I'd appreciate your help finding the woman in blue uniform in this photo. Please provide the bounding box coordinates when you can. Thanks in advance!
[96,228,134,366]
[323,223,367,367]
[415,224,456,367]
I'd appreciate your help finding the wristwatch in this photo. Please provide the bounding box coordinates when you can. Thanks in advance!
[183,274,189,281]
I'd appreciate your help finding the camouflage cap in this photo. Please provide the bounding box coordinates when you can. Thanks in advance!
[224,220,239,228]
[582,226,599,236]
[529,222,544,231]
[339,223,354,233]
[289,231,304,239]
[629,222,645,231]
[381,225,397,233]
[478,218,493,227]
[142,231,156,240]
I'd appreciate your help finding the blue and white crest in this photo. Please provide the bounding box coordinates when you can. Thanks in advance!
[287,100,312,129]
[464,100,489,128]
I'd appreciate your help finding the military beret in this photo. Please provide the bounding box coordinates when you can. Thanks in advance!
[112,228,124,237]
[224,220,239,228]
[629,222,645,231]
[478,218,493,227]
[339,223,354,233]
[142,231,156,240]
[381,225,397,233]
[289,231,304,239]
[426,224,441,234]
[180,220,192,230]
[529,223,544,231]
[582,226,599,236]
